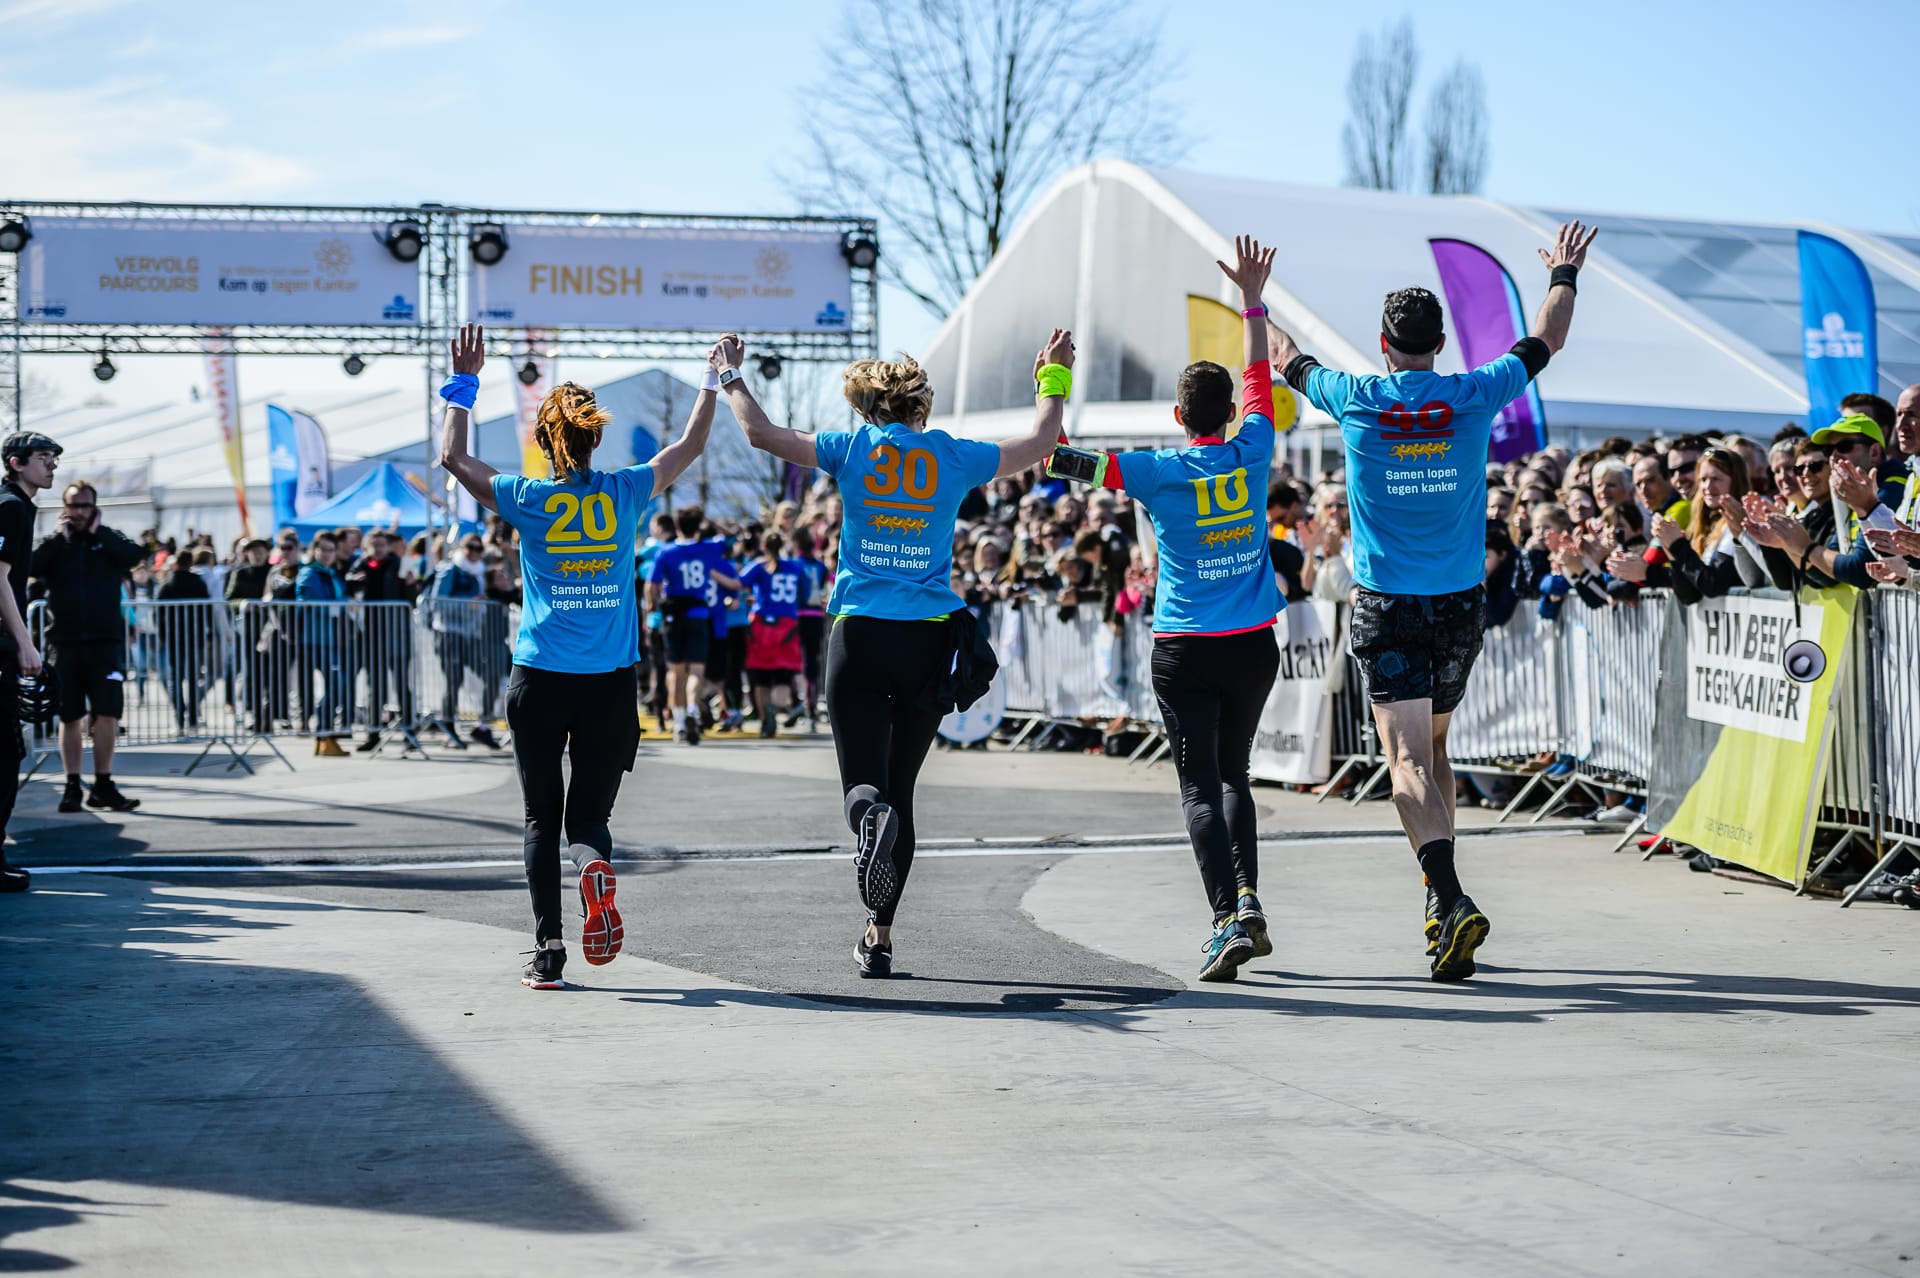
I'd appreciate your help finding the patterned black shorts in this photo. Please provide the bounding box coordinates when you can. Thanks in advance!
[1348,585,1486,714]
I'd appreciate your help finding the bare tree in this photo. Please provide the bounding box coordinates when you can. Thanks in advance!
[792,0,1186,318]
[1423,60,1488,195]
[1340,17,1418,191]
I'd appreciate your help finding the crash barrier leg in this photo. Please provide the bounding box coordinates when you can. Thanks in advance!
[410,597,516,754]
[1609,812,1649,854]
[1836,591,1919,904]
[1840,837,1920,907]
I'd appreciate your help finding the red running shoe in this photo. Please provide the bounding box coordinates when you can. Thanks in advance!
[579,859,624,966]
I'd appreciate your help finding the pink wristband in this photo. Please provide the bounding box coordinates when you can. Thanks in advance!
[1241,306,1268,317]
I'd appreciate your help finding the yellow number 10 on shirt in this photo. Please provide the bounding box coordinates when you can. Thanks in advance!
[544,492,617,545]
[1190,469,1252,525]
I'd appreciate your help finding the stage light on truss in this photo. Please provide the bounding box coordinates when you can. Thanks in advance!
[517,359,541,386]
[382,220,425,263]
[757,353,783,381]
[92,353,116,383]
[469,223,509,266]
[342,353,367,377]
[840,230,878,269]
[0,217,30,254]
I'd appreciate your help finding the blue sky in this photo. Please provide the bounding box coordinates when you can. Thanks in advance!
[7,0,1916,428]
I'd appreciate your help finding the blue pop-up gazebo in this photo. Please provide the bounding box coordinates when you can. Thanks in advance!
[281,462,437,540]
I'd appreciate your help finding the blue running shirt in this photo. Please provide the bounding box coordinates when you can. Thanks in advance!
[1297,354,1533,596]
[1112,362,1285,635]
[814,423,1001,619]
[739,557,805,620]
[648,540,713,619]
[491,465,655,672]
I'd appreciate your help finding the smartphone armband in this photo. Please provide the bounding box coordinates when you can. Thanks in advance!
[1046,444,1109,488]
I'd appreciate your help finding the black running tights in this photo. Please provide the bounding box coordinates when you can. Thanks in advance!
[824,616,949,927]
[506,664,639,944]
[1150,628,1280,919]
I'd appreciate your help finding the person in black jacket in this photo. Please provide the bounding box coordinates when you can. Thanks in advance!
[154,554,214,735]
[29,481,144,812]
[344,528,416,751]
[225,539,273,731]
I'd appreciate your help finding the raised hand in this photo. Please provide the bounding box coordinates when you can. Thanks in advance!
[1830,457,1880,514]
[1717,491,1746,537]
[1538,221,1599,272]
[1649,512,1685,550]
[1606,549,1648,583]
[451,323,485,376]
[1866,559,1909,584]
[709,334,745,374]
[1041,327,1075,370]
[1215,234,1276,302]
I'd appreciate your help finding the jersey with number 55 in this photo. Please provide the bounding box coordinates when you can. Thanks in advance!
[491,464,654,673]
[814,423,1000,620]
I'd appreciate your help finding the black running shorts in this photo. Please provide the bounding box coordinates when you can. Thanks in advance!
[54,642,126,721]
[1348,585,1486,714]
[663,614,709,667]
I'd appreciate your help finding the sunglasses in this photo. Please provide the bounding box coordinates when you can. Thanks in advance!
[1669,460,1697,475]
[1794,460,1828,476]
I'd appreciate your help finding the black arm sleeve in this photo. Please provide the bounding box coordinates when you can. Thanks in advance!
[1666,541,1741,603]
[1282,354,1321,393]
[97,525,146,571]
[1509,336,1551,381]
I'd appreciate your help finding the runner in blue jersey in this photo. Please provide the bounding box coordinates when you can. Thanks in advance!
[790,527,829,729]
[644,506,738,746]
[701,532,746,733]
[738,531,806,738]
[1055,236,1287,981]
[636,512,676,734]
[1275,220,1597,981]
[438,324,721,989]
[712,328,1075,977]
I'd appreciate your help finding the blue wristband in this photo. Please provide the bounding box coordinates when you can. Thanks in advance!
[439,373,479,410]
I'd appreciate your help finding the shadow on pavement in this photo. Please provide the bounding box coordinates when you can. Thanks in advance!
[0,879,623,1270]
[613,975,1180,1018]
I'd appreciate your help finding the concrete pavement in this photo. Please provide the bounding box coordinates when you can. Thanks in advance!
[3,741,1917,1274]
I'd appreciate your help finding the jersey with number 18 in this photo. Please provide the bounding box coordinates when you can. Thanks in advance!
[491,465,655,673]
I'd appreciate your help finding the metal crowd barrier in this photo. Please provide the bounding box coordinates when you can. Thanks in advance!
[25,596,519,771]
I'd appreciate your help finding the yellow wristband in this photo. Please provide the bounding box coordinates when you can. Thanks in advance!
[1035,363,1073,400]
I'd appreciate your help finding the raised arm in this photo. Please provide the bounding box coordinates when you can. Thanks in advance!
[437,324,500,514]
[1530,221,1598,354]
[995,329,1075,478]
[648,366,719,491]
[710,335,817,468]
[1215,235,1277,370]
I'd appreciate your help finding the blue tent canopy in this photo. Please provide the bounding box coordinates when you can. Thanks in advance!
[281,462,438,540]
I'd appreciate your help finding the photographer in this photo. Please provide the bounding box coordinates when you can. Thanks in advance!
[29,481,144,812]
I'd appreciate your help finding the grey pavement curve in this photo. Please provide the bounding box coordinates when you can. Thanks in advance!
[4,742,1917,1274]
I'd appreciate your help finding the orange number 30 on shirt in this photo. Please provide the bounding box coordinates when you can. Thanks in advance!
[864,444,939,500]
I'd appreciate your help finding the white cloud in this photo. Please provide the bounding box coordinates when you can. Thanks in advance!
[2,77,316,200]
[359,25,471,49]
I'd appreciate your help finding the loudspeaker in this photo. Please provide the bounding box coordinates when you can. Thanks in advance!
[1783,638,1826,683]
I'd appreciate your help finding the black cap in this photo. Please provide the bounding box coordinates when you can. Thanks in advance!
[2,431,61,461]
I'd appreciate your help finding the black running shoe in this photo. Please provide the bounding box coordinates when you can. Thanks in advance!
[1424,881,1441,957]
[355,733,381,753]
[58,780,83,813]
[521,946,567,990]
[853,802,900,913]
[86,780,140,813]
[471,724,501,750]
[758,715,777,739]
[1430,895,1491,983]
[854,923,892,978]
[684,716,702,746]
[1237,890,1272,959]
[0,862,27,893]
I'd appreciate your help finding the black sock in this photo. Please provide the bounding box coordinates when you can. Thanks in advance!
[65,773,80,788]
[1418,839,1462,913]
[94,774,111,788]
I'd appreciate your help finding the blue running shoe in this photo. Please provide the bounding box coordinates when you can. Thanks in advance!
[1198,917,1255,982]
[1237,889,1271,958]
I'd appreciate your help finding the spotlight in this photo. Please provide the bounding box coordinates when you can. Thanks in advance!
[382,219,424,263]
[469,223,509,266]
[342,353,367,377]
[0,217,30,254]
[92,353,116,383]
[840,230,878,270]
[757,353,783,381]
[517,359,541,386]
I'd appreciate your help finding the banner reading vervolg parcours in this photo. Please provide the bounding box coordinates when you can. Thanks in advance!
[1648,589,1858,884]
[468,227,854,332]
[19,220,421,326]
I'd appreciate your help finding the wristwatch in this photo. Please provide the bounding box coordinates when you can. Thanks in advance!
[716,365,743,389]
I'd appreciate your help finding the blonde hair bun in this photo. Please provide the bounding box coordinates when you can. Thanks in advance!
[843,354,934,426]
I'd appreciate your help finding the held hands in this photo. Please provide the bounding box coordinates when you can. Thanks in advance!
[1037,327,1075,372]
[1649,512,1685,551]
[1538,221,1599,273]
[709,334,746,375]
[451,324,485,376]
[1215,235,1276,304]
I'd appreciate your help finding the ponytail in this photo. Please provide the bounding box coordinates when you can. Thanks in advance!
[534,382,612,477]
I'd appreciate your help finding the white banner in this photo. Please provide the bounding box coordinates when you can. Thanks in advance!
[1251,601,1338,784]
[469,227,854,333]
[20,219,421,326]
[1684,594,1823,744]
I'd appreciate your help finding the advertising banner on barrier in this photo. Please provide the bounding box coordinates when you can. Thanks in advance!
[1251,600,1337,784]
[19,219,422,326]
[469,227,854,333]
[1648,589,1857,883]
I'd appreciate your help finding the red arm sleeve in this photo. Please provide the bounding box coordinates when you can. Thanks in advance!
[1101,453,1125,491]
[1241,359,1274,422]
